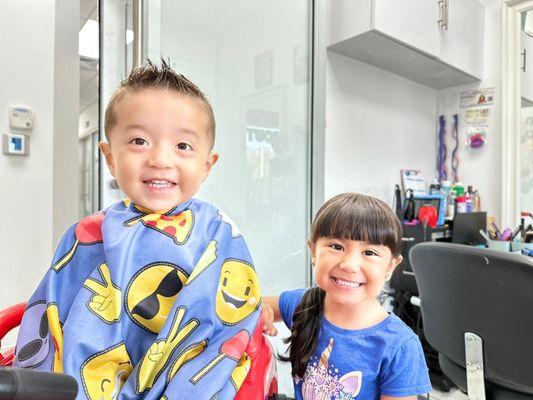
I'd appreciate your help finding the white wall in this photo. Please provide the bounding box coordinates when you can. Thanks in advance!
[54,0,80,244]
[324,51,437,204]
[322,0,504,223]
[0,0,79,313]
[436,0,502,221]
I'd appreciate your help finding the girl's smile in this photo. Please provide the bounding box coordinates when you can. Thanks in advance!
[310,236,402,319]
[330,276,365,290]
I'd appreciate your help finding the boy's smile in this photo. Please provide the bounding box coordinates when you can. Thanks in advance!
[100,88,218,212]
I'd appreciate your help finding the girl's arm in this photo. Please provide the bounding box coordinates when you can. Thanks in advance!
[261,296,282,336]
[381,396,417,400]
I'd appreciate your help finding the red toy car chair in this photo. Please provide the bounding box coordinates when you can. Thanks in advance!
[0,303,281,400]
[0,302,25,367]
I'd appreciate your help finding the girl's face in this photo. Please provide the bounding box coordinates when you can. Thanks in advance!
[309,237,402,311]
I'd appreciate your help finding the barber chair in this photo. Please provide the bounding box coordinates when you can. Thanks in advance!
[410,242,533,399]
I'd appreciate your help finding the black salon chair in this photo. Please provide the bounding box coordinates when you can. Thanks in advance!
[410,242,533,400]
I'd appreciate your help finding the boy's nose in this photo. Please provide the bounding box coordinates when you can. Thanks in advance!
[148,145,173,168]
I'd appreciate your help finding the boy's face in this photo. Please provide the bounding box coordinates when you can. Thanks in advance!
[100,88,218,212]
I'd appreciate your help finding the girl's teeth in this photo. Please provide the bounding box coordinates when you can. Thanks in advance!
[334,278,361,288]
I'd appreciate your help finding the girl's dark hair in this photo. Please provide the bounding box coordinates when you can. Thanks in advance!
[281,192,403,378]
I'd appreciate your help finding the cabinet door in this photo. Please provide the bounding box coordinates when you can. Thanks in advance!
[373,0,440,58]
[439,0,484,78]
[521,31,533,103]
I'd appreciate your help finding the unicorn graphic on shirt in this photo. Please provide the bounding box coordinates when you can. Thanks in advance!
[299,338,362,400]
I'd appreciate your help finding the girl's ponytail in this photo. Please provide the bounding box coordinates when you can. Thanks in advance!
[280,287,325,378]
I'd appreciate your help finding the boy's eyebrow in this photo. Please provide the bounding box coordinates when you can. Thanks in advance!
[123,125,199,138]
[124,124,149,132]
[177,128,199,138]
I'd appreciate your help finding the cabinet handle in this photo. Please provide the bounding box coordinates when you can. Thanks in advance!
[438,0,444,27]
[443,0,449,30]
[522,49,527,73]
[438,0,449,30]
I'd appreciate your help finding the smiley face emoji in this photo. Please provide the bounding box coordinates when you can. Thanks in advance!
[125,263,189,334]
[81,343,133,400]
[215,260,260,325]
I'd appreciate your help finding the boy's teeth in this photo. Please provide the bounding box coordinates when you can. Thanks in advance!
[147,180,173,188]
[334,278,361,288]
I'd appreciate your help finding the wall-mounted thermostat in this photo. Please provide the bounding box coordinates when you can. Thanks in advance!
[2,133,29,156]
[9,106,33,130]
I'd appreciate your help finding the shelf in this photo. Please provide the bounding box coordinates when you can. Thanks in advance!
[327,30,480,90]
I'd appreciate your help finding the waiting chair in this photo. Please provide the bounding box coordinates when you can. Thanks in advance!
[410,242,533,399]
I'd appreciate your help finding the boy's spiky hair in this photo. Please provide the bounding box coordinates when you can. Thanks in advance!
[104,59,215,148]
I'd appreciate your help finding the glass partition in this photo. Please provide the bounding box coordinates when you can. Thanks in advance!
[101,1,313,393]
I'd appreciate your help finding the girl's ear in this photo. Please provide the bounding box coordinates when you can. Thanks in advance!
[385,255,403,280]
[307,240,316,265]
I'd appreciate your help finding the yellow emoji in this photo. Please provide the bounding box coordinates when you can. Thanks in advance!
[126,263,189,334]
[47,304,63,373]
[215,260,260,325]
[136,306,199,393]
[84,263,122,324]
[80,342,133,400]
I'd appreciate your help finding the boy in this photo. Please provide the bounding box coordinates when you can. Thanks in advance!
[14,60,260,400]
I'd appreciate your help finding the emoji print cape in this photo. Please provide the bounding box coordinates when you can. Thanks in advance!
[14,198,261,400]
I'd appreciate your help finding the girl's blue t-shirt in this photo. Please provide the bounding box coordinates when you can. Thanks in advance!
[279,288,432,400]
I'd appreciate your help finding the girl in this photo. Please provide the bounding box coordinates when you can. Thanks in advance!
[262,193,432,400]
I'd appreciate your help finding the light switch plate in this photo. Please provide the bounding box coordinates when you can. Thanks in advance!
[2,133,29,156]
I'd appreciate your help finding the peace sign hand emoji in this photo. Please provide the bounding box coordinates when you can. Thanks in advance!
[83,263,122,324]
[137,306,200,393]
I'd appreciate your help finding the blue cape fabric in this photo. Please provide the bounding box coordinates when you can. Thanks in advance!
[14,198,261,400]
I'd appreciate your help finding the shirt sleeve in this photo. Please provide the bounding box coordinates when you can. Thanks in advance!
[380,335,433,397]
[278,288,306,329]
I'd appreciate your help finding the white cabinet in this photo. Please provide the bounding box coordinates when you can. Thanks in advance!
[327,0,484,89]
[439,0,484,79]
[373,0,441,58]
[521,31,533,105]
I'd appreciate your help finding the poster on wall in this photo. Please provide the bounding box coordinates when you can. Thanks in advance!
[460,87,495,108]
[465,108,490,125]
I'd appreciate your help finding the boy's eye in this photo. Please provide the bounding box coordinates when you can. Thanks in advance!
[177,142,192,151]
[130,138,148,146]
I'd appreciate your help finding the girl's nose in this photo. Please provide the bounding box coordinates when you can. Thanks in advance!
[339,252,361,272]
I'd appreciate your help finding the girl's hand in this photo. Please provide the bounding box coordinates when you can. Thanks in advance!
[261,303,278,336]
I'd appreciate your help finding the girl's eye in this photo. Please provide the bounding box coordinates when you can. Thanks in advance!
[330,244,344,251]
[130,138,148,146]
[177,142,192,151]
[364,250,378,256]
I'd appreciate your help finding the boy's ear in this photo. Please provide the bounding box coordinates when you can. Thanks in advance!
[99,141,116,177]
[202,151,219,181]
